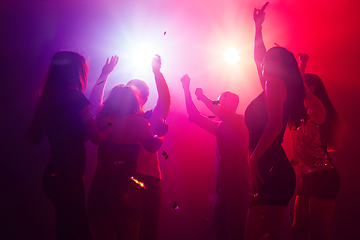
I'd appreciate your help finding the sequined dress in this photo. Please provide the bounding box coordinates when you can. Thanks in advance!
[292,120,334,177]
[292,120,340,199]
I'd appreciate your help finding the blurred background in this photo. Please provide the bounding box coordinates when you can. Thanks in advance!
[1,0,359,239]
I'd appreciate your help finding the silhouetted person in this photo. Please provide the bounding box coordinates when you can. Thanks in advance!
[87,84,166,240]
[89,55,170,240]
[291,54,346,240]
[181,74,250,240]
[245,3,307,240]
[25,51,111,240]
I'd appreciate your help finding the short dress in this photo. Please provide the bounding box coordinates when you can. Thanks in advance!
[87,142,143,220]
[43,89,93,240]
[245,92,296,207]
[292,120,340,200]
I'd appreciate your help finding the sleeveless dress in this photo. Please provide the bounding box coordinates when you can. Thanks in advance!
[87,142,143,220]
[292,120,340,199]
[43,89,93,240]
[245,92,296,206]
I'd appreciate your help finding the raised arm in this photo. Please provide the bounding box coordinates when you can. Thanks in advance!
[297,53,309,80]
[194,88,245,133]
[151,55,171,120]
[254,2,268,81]
[181,74,218,135]
[194,88,227,118]
[296,54,326,124]
[89,56,119,116]
[305,90,326,125]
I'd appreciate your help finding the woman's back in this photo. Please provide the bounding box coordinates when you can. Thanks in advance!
[106,114,144,144]
[102,114,161,153]
[47,89,89,150]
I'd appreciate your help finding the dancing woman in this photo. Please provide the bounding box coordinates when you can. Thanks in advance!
[89,55,170,240]
[25,51,111,240]
[291,54,346,240]
[245,4,307,240]
[87,84,166,240]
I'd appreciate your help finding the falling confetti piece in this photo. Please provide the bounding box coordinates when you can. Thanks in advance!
[162,151,169,160]
[130,176,146,189]
[212,101,220,105]
[172,201,179,209]
[96,81,105,86]
[164,31,167,35]
[269,166,274,175]
[249,192,259,197]
[208,116,216,119]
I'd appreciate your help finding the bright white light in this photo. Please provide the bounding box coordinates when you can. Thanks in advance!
[132,44,155,69]
[223,48,240,64]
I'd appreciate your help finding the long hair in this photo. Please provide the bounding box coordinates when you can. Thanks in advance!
[24,51,88,145]
[268,46,307,129]
[97,84,140,119]
[304,73,340,150]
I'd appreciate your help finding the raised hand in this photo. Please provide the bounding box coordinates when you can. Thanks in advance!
[253,2,269,27]
[101,55,119,76]
[297,53,309,65]
[180,74,191,90]
[151,54,162,73]
[195,88,204,101]
[297,53,309,78]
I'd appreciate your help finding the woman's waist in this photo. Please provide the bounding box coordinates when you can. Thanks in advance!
[92,167,138,181]
[292,153,334,176]
[256,143,286,158]
[50,144,86,155]
[45,160,85,177]
[98,142,141,158]
[95,157,137,175]
[249,136,284,155]
[96,158,137,170]
[257,145,290,167]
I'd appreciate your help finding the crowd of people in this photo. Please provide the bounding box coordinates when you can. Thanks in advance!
[24,2,345,240]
